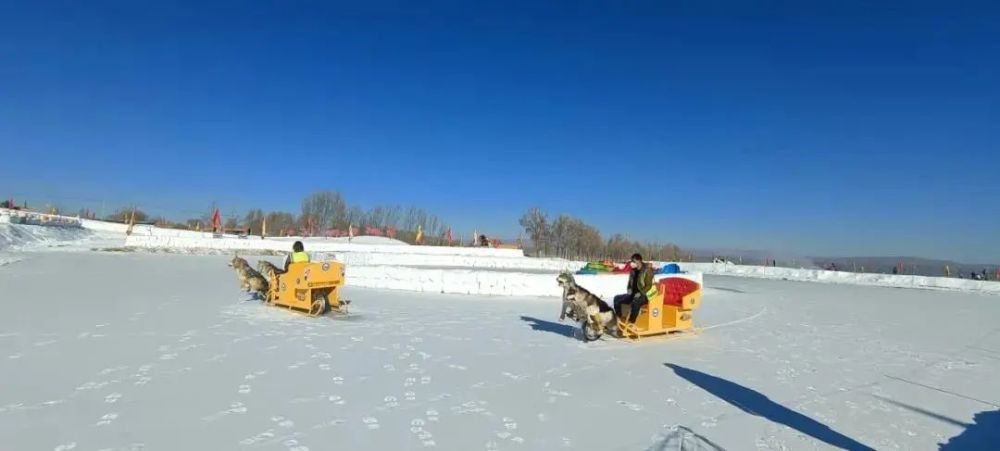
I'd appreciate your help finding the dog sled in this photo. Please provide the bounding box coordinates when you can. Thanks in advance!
[614,277,702,341]
[265,261,349,317]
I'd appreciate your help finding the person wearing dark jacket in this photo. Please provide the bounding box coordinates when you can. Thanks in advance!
[614,253,656,324]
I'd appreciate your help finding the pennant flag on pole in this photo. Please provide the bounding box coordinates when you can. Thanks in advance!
[212,208,221,233]
[261,216,267,238]
[415,224,424,245]
[126,209,136,235]
[446,228,453,246]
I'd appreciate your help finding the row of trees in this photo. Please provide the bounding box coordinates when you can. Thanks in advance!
[98,191,451,244]
[519,207,688,261]
[296,191,447,237]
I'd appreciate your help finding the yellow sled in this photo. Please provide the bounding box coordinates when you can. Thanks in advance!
[616,277,702,341]
[266,261,348,316]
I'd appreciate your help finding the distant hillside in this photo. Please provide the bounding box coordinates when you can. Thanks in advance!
[810,256,998,278]
[687,248,818,268]
[687,247,997,279]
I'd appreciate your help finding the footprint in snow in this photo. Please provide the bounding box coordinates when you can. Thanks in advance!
[312,419,346,430]
[96,413,119,426]
[271,416,295,428]
[54,443,77,451]
[617,401,643,411]
[362,416,380,430]
[239,430,275,445]
[283,438,309,451]
[410,419,435,446]
[104,393,122,404]
[238,385,252,394]
[332,376,344,385]
[77,381,109,391]
[328,395,346,405]
[100,366,128,375]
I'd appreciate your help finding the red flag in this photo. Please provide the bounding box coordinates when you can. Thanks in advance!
[211,208,221,232]
[446,228,453,246]
[386,227,396,238]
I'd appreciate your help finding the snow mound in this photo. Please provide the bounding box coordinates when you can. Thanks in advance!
[0,223,90,251]
[276,235,410,246]
[678,262,1000,295]
[0,223,124,253]
[125,234,523,257]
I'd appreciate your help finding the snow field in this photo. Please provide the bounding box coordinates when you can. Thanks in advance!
[1,252,997,450]
[5,221,998,297]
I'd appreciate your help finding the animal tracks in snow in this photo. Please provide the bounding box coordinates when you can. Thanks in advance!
[362,416,381,430]
[271,415,295,428]
[617,400,643,411]
[410,418,436,447]
[96,412,119,426]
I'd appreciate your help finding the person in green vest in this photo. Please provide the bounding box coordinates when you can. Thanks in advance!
[613,253,657,324]
[282,241,310,272]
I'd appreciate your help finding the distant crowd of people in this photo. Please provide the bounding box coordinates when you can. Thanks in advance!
[957,268,996,281]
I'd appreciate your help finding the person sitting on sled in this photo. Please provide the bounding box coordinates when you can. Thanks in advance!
[283,241,310,272]
[613,253,656,324]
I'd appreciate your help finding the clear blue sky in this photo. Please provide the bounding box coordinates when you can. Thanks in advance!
[1,1,998,262]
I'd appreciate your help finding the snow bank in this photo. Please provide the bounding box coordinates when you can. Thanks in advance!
[343,265,702,298]
[81,218,413,246]
[0,223,94,251]
[331,252,579,272]
[678,262,1000,295]
[81,219,218,238]
[274,235,410,246]
[124,234,524,257]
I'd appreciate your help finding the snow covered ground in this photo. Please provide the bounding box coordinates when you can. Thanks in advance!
[1,251,998,450]
[0,223,123,253]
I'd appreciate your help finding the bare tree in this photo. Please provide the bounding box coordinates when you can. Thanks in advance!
[346,206,364,228]
[105,207,148,223]
[525,210,685,261]
[301,191,347,231]
[519,207,550,256]
[265,211,296,236]
[244,209,265,235]
[383,205,402,229]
